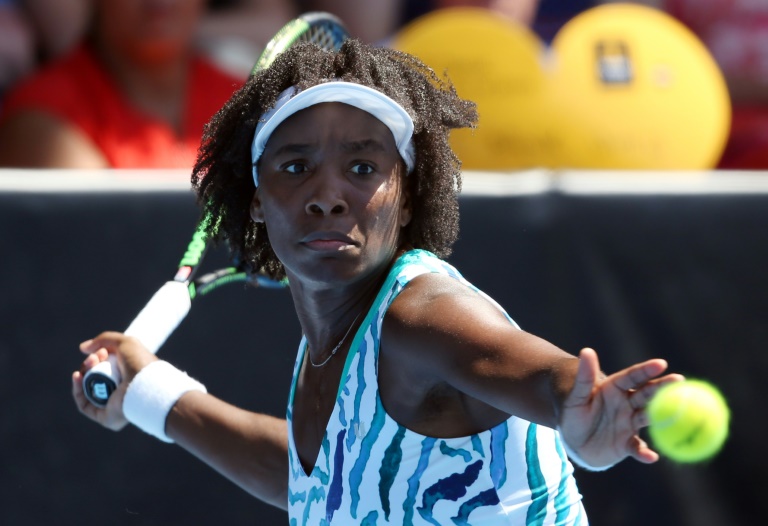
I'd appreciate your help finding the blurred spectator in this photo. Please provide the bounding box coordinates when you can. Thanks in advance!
[22,0,91,61]
[0,0,243,169]
[198,0,294,77]
[606,0,768,169]
[1,0,92,103]
[0,0,35,99]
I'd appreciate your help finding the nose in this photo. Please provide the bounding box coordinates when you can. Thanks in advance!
[305,174,349,216]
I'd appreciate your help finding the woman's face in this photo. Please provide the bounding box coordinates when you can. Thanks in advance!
[251,102,412,289]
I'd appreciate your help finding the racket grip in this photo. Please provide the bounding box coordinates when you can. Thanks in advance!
[82,354,120,407]
[82,281,192,407]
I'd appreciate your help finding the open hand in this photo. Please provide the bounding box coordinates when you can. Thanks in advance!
[558,348,684,470]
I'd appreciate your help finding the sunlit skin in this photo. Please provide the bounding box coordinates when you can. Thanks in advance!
[249,103,684,474]
[71,100,685,510]
[252,102,411,291]
[251,103,413,471]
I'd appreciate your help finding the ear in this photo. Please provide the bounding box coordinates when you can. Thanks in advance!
[399,180,413,228]
[249,189,265,223]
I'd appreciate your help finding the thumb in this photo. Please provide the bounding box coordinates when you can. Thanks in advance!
[566,348,601,407]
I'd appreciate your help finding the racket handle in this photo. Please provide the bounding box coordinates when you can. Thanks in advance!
[82,281,192,407]
[123,281,192,354]
[82,354,120,407]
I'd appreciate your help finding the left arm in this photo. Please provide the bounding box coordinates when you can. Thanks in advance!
[384,273,683,469]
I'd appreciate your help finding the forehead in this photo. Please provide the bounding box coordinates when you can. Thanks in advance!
[266,102,396,145]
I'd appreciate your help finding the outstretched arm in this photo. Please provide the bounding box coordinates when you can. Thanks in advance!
[385,273,683,470]
[72,332,289,510]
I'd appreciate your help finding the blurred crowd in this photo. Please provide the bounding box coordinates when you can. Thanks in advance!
[0,0,765,170]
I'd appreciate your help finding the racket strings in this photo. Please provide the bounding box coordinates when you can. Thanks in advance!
[302,23,349,50]
[252,17,348,74]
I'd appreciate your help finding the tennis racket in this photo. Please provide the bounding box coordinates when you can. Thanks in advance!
[82,11,350,407]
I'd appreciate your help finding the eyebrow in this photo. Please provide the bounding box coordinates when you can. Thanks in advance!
[266,138,388,159]
[340,139,387,153]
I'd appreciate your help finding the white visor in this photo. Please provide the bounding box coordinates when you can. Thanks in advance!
[250,81,415,186]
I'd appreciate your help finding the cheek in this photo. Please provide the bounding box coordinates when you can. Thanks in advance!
[257,199,291,245]
[258,189,292,222]
[365,191,407,238]
[261,203,291,232]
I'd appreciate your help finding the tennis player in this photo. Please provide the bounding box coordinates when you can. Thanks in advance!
[73,39,682,524]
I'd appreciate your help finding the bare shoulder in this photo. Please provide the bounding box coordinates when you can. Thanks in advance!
[380,271,579,428]
[382,272,513,372]
[378,272,518,433]
[0,110,107,168]
[386,271,511,330]
[382,270,574,384]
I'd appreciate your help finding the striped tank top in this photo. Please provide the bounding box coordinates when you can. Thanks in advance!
[286,249,587,525]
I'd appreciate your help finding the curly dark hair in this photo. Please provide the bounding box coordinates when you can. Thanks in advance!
[192,39,477,279]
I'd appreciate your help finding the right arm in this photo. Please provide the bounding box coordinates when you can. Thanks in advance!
[166,392,289,510]
[72,332,289,510]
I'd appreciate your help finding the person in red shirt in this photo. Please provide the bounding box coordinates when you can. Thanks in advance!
[0,0,244,169]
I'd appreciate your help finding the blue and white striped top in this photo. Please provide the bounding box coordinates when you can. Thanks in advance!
[286,249,587,525]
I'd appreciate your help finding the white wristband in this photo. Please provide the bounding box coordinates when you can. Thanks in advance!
[123,360,207,443]
[558,428,617,472]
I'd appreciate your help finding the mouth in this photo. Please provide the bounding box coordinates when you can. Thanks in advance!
[300,232,357,252]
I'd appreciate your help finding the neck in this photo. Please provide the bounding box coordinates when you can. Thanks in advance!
[294,286,376,365]
[307,310,363,367]
[289,267,390,364]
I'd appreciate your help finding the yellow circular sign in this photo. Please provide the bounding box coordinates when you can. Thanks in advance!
[393,4,731,170]
[394,8,559,170]
[551,3,731,169]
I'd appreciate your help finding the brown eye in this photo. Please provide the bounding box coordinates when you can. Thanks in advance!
[350,163,375,175]
[284,162,308,174]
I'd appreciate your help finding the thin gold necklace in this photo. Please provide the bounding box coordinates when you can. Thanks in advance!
[308,311,363,368]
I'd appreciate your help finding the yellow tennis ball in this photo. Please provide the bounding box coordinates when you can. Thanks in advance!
[648,379,730,463]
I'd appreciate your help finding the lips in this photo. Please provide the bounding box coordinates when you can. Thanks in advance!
[300,231,357,251]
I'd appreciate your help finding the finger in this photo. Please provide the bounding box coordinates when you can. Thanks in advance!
[72,369,82,389]
[79,347,110,374]
[628,373,686,409]
[80,351,100,372]
[72,370,85,411]
[79,331,127,354]
[567,348,601,406]
[73,369,128,430]
[611,358,669,392]
[96,347,109,361]
[72,370,100,420]
[628,435,659,464]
